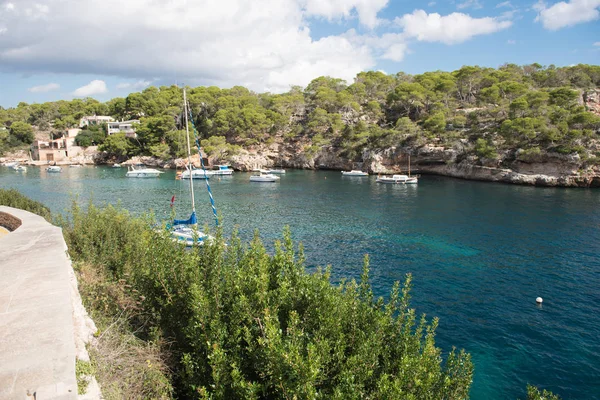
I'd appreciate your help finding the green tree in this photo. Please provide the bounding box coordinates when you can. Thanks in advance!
[9,121,35,144]
[474,138,498,159]
[510,97,529,118]
[549,88,578,108]
[149,143,171,160]
[201,135,240,160]
[424,112,447,134]
[136,115,177,150]
[99,133,132,158]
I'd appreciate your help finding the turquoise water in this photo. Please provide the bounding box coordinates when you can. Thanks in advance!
[2,166,599,399]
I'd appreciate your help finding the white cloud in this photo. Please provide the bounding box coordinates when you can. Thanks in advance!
[116,80,151,90]
[4,2,15,11]
[457,0,483,9]
[302,0,389,28]
[496,1,513,7]
[28,82,60,93]
[428,1,437,6]
[535,0,600,30]
[0,0,378,93]
[395,10,512,44]
[594,41,600,46]
[72,80,108,97]
[507,39,516,44]
[382,43,408,61]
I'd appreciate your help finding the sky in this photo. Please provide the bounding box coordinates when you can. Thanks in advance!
[0,0,598,108]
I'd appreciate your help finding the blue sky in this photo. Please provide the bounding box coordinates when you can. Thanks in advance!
[0,0,598,108]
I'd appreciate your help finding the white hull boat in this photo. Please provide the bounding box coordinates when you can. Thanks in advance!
[268,169,286,174]
[205,165,234,175]
[180,168,210,179]
[112,163,121,168]
[342,170,368,176]
[126,166,162,178]
[10,164,27,171]
[171,225,211,247]
[46,166,62,172]
[250,173,280,182]
[376,174,418,184]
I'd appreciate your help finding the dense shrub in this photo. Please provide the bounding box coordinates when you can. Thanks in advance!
[61,203,474,399]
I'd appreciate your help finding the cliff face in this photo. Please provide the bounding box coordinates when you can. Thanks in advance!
[209,139,600,188]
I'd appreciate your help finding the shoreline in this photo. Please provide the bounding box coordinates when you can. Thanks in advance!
[2,156,599,188]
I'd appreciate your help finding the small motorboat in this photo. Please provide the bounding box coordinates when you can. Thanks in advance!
[268,169,286,174]
[112,163,121,168]
[10,164,27,171]
[342,170,368,176]
[204,165,234,175]
[69,164,83,168]
[46,166,62,172]
[376,174,418,184]
[180,168,210,180]
[125,165,162,178]
[249,172,280,182]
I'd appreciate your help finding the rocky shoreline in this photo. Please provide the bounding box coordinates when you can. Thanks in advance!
[3,144,599,188]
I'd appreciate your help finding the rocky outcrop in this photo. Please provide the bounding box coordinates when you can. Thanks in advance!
[583,89,600,115]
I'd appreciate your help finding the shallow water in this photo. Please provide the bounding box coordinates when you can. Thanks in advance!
[2,166,599,399]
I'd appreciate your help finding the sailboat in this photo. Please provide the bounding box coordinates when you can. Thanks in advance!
[170,88,218,246]
[376,154,418,184]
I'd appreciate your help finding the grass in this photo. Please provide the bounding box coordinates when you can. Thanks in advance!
[74,261,173,400]
[75,359,94,395]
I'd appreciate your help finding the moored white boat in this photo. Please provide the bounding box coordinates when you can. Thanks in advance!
[3,161,18,167]
[204,165,234,175]
[112,163,121,168]
[10,164,27,171]
[126,166,162,178]
[376,174,418,184]
[342,170,368,176]
[46,166,62,172]
[250,172,280,182]
[180,168,210,179]
[268,169,286,174]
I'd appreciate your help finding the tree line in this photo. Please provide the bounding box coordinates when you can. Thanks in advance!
[1,63,599,166]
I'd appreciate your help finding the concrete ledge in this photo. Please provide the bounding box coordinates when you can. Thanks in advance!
[0,206,78,400]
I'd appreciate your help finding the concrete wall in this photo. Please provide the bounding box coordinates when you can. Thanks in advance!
[0,207,79,399]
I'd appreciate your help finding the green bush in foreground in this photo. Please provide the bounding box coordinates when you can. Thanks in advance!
[61,202,474,399]
[0,188,52,221]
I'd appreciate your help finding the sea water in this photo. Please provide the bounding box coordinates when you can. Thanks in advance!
[2,166,599,399]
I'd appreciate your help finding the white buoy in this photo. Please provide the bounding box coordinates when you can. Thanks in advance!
[536,297,543,304]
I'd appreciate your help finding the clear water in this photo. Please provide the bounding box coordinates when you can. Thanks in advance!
[2,166,599,399]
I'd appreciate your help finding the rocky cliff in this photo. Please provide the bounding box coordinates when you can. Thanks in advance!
[198,138,600,188]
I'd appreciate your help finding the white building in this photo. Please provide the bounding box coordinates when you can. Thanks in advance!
[107,120,140,138]
[79,115,115,128]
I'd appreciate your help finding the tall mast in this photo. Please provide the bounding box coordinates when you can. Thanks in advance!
[183,88,196,214]
[408,154,411,177]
